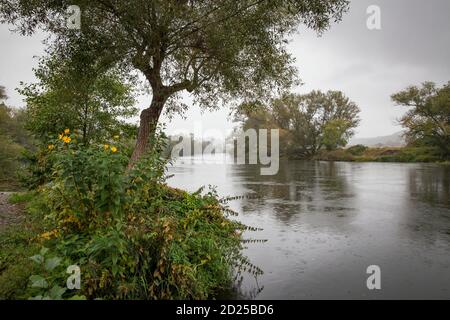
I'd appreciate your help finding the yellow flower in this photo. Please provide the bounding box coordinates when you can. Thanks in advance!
[48,144,55,150]
[111,146,118,153]
[113,135,120,140]
[62,136,72,144]
[64,128,70,134]
[62,215,80,226]
[38,229,59,241]
[103,144,110,150]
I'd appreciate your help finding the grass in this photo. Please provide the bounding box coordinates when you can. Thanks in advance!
[315,146,446,163]
[0,192,46,299]
[7,192,35,205]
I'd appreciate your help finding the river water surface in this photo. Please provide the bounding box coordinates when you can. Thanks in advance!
[167,155,450,299]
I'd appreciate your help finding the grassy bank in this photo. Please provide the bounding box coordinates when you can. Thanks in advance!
[0,184,255,300]
[315,145,448,163]
[0,192,46,299]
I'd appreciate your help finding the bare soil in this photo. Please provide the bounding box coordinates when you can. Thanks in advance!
[0,192,24,232]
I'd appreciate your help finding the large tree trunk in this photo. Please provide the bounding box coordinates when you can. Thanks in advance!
[128,95,166,168]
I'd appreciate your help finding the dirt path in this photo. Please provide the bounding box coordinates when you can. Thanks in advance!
[0,192,24,232]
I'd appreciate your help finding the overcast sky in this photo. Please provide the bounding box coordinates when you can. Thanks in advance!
[1,0,449,138]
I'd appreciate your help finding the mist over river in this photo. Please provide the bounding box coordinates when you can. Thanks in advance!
[167,155,450,299]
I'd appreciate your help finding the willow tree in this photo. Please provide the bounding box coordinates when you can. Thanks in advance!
[236,91,360,158]
[0,0,349,165]
[392,81,450,157]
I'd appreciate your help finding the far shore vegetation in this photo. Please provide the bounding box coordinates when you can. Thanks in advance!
[315,145,450,164]
[235,82,449,164]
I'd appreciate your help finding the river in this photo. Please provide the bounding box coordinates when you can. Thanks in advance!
[167,155,450,299]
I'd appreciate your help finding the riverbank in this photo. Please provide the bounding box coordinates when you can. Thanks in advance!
[314,146,449,164]
[0,183,250,299]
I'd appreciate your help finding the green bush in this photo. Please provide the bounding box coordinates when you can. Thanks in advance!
[315,149,355,162]
[316,145,445,163]
[0,193,47,299]
[19,148,55,190]
[347,144,368,156]
[23,129,254,299]
[0,228,39,299]
[26,247,86,300]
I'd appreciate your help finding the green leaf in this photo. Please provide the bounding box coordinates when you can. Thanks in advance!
[112,264,119,276]
[44,257,62,271]
[49,285,66,300]
[40,247,49,256]
[29,275,48,288]
[29,254,44,264]
[28,295,43,300]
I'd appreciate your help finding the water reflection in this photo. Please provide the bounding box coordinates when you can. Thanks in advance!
[168,157,450,299]
[231,161,360,234]
[408,164,450,206]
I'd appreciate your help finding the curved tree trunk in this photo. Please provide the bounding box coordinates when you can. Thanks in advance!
[128,95,166,168]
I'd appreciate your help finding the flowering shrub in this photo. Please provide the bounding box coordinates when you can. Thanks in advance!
[32,130,256,299]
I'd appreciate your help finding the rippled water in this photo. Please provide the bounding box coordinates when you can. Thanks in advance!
[167,155,450,299]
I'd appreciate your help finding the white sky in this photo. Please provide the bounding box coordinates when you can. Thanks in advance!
[1,0,449,139]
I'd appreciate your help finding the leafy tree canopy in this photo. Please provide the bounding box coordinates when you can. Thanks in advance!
[392,81,450,157]
[236,90,360,157]
[0,86,33,184]
[18,50,138,144]
[0,0,350,163]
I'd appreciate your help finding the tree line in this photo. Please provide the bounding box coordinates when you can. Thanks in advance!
[234,82,449,161]
[234,90,360,159]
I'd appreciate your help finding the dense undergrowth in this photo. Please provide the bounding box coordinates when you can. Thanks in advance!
[0,130,260,299]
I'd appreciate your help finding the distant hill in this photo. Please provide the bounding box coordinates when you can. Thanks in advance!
[348,131,406,147]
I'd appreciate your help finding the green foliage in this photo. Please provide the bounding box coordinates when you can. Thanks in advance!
[1,132,256,299]
[18,148,54,189]
[16,131,251,300]
[322,119,354,151]
[0,88,32,147]
[315,148,355,162]
[7,192,34,204]
[26,247,85,300]
[0,88,34,189]
[17,53,138,188]
[236,91,360,158]
[0,0,350,162]
[0,231,38,299]
[19,52,138,145]
[0,192,47,299]
[375,147,442,163]
[392,81,450,159]
[347,144,368,156]
[0,133,23,183]
[316,146,443,163]
[0,0,349,110]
